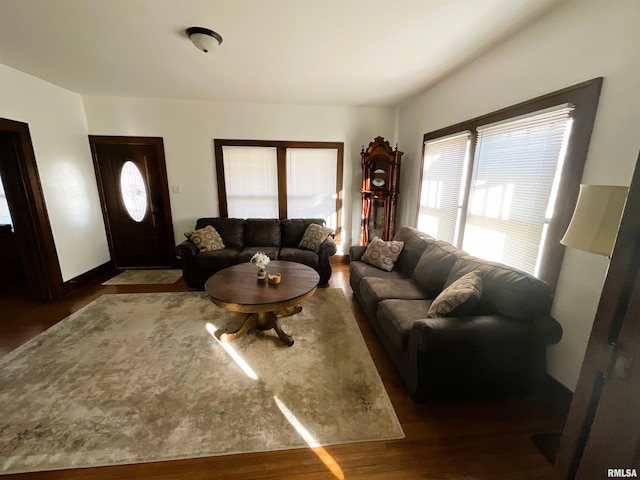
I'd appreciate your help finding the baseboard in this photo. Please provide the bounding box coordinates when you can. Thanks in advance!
[62,261,115,297]
[540,373,573,416]
[330,255,348,264]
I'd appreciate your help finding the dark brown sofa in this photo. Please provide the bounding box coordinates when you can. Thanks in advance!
[349,226,562,403]
[176,217,337,289]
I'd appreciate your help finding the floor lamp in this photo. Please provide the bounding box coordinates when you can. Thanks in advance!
[532,184,628,464]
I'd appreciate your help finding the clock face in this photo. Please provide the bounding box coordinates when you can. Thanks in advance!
[372,167,387,188]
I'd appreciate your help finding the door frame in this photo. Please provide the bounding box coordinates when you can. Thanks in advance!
[0,118,64,301]
[88,135,177,268]
[555,148,640,477]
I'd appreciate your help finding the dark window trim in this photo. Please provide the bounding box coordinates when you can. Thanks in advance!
[417,77,603,289]
[214,139,344,240]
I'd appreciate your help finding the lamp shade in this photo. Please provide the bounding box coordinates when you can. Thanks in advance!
[560,184,628,256]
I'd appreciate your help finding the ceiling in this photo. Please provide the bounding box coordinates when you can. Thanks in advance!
[0,0,566,107]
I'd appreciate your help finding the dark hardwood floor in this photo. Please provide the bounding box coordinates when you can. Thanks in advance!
[0,262,564,479]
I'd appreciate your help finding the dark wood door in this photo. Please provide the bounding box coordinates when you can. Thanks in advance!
[556,149,640,478]
[0,120,63,301]
[90,136,175,268]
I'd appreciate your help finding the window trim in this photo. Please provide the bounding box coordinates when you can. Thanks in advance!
[214,139,344,239]
[417,77,603,289]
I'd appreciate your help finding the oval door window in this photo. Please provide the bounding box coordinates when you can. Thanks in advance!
[120,161,148,222]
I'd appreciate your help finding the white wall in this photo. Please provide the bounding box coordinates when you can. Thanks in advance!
[396,0,640,390]
[0,64,109,281]
[83,97,396,252]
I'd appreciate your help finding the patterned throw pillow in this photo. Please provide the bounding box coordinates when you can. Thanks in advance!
[184,225,225,253]
[426,271,483,318]
[360,237,405,272]
[298,223,333,253]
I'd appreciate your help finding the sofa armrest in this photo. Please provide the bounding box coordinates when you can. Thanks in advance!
[318,235,338,257]
[175,239,198,259]
[349,245,367,261]
[409,314,532,353]
[532,315,563,345]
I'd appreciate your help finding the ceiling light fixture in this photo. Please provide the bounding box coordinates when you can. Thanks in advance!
[186,26,223,53]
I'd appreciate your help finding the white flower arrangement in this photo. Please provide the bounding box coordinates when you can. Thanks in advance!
[250,251,270,269]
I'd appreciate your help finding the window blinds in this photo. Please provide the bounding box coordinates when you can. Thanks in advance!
[462,104,574,274]
[418,132,471,244]
[222,146,279,218]
[286,148,338,229]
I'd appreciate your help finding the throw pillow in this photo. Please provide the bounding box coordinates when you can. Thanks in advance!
[184,225,225,253]
[360,237,405,272]
[298,223,333,253]
[426,271,483,318]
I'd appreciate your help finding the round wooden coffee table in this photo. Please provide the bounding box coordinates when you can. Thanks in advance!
[205,260,320,346]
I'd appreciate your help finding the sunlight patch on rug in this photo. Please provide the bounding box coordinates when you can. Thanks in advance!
[0,289,403,474]
[102,269,183,285]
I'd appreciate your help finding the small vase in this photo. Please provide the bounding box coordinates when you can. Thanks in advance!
[257,267,267,280]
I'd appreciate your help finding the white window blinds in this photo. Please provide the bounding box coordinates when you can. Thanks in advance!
[462,104,574,274]
[286,148,338,230]
[417,132,471,244]
[222,146,279,218]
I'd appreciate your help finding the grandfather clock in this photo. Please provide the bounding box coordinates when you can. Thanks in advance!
[360,136,403,244]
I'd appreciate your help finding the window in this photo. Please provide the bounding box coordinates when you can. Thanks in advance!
[417,78,602,287]
[215,140,343,237]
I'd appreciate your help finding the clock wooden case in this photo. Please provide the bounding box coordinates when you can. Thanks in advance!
[360,136,403,244]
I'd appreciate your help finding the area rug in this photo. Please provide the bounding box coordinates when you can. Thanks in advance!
[101,269,183,285]
[0,289,403,474]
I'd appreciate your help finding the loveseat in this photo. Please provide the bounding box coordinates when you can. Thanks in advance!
[349,226,562,403]
[176,218,337,289]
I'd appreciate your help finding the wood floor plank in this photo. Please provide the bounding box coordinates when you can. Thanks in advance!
[0,264,564,479]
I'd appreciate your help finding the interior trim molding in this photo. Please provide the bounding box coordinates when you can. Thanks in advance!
[62,261,115,296]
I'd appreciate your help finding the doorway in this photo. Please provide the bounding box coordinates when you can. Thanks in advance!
[0,119,63,301]
[89,136,176,268]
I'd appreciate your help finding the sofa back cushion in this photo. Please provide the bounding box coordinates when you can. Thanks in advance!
[411,240,458,297]
[445,257,553,321]
[244,219,281,247]
[195,217,244,249]
[281,218,326,247]
[393,227,436,276]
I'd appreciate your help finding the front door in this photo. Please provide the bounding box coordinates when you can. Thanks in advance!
[90,136,176,268]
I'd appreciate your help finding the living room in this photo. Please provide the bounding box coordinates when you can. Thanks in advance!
[1,0,639,478]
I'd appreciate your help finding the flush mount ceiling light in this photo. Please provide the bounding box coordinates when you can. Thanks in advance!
[186,26,223,53]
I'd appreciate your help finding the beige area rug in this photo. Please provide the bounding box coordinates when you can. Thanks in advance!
[101,269,183,285]
[0,289,404,474]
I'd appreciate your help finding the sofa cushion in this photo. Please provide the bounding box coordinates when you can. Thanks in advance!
[194,248,240,270]
[279,247,320,268]
[237,247,279,263]
[360,276,425,310]
[377,299,434,353]
[411,241,458,297]
[184,225,225,253]
[195,217,245,249]
[426,271,483,318]
[349,260,406,294]
[281,219,325,247]
[393,227,436,276]
[299,223,333,253]
[244,219,281,247]
[359,277,426,321]
[361,237,404,272]
[445,257,553,321]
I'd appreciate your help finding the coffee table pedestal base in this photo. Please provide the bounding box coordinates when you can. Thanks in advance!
[220,306,302,346]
